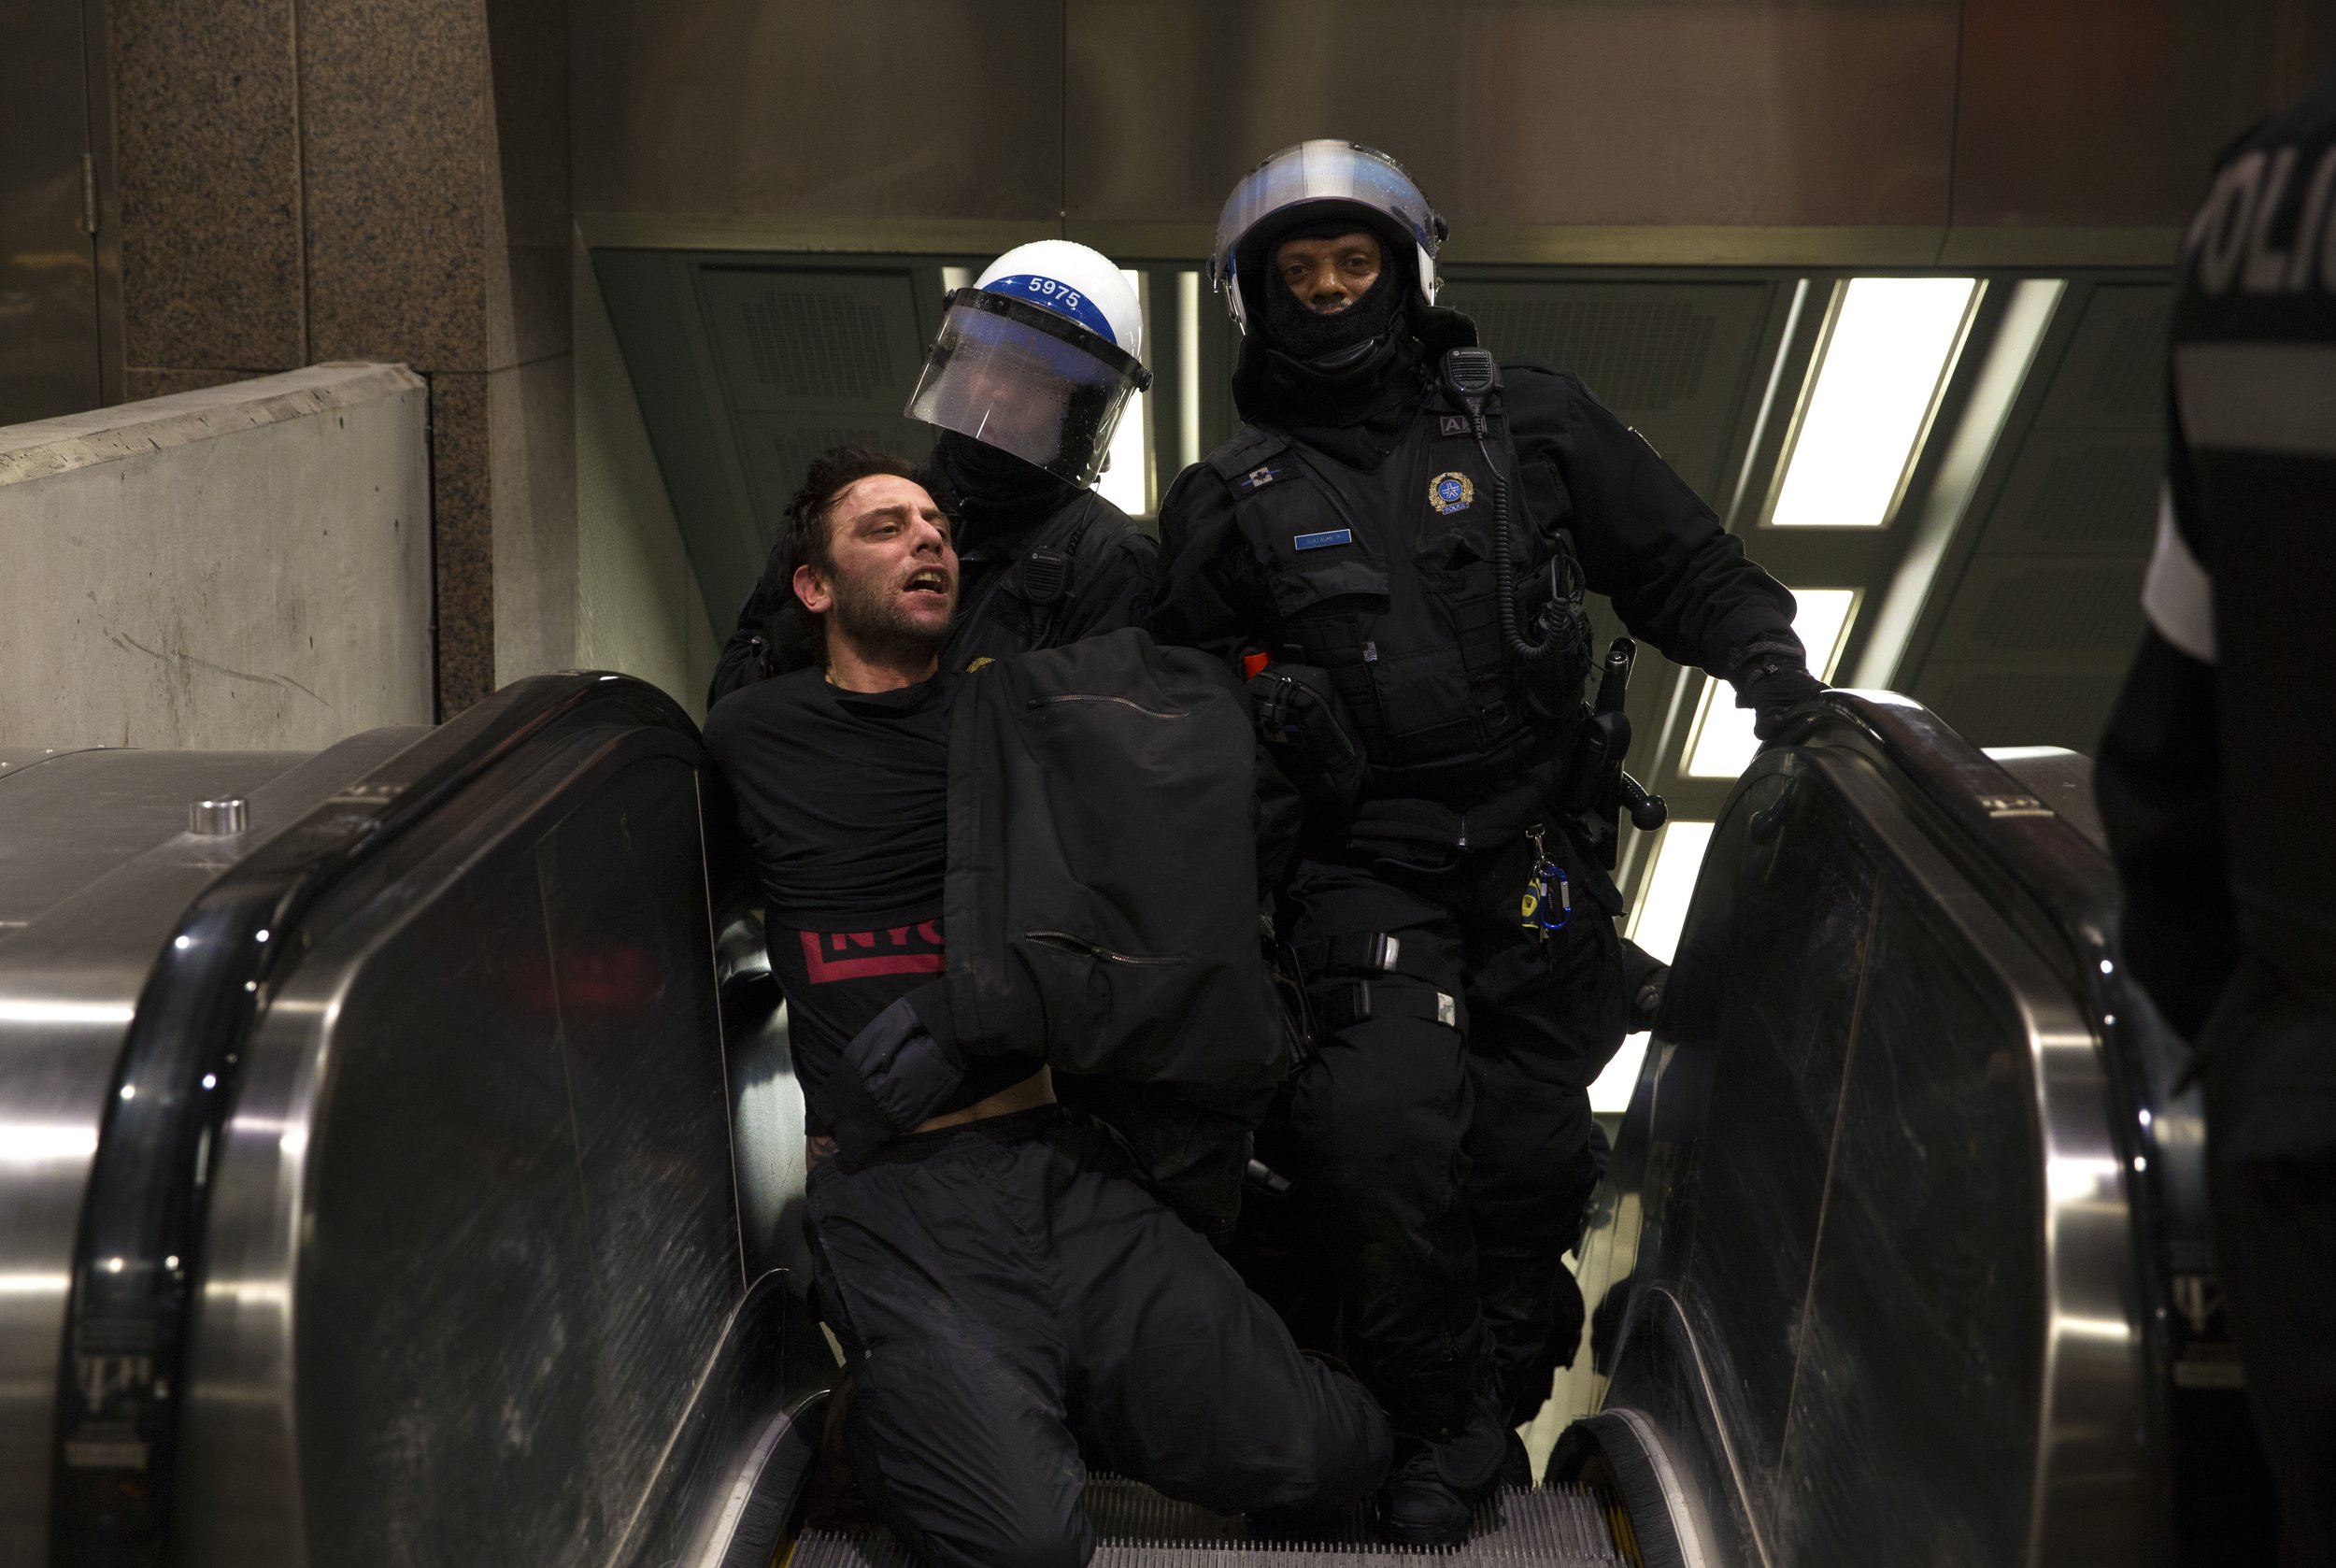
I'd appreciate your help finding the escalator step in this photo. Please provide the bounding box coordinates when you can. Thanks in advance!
[789,1481,1629,1564]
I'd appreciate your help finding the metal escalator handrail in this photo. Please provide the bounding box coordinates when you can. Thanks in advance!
[1778,692,2172,1225]
[1775,691,2123,962]
[49,672,705,1566]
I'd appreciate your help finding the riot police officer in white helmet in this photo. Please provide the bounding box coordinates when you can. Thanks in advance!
[711,240,1160,704]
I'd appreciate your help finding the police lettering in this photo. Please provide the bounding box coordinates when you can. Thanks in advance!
[2188,142,2336,296]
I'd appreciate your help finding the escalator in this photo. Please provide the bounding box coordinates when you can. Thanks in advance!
[3,676,825,1568]
[1544,691,2265,1567]
[0,679,2258,1565]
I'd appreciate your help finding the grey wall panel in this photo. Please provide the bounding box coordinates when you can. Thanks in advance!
[1063,0,1962,236]
[571,0,2324,262]
[596,250,956,632]
[571,0,1063,221]
[1905,281,2171,749]
[0,0,99,423]
[594,249,768,630]
[1952,0,2336,233]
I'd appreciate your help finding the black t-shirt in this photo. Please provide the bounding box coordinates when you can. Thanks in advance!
[703,666,1027,1131]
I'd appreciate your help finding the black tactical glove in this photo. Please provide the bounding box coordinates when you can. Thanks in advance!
[1246,663,1369,809]
[1730,642,1828,743]
[1618,939,1668,1032]
[810,992,969,1166]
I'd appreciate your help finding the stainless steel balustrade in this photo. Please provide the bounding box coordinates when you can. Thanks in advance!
[0,675,823,1568]
[1553,692,2164,1567]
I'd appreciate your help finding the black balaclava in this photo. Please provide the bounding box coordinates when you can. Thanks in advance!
[1232,211,1429,461]
[1258,216,1407,365]
[927,427,1079,550]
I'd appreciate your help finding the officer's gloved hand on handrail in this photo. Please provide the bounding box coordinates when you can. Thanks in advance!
[810,992,971,1167]
[1730,644,1828,746]
[1246,662,1369,809]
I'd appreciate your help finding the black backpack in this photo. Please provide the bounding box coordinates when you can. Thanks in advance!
[943,628,1294,1122]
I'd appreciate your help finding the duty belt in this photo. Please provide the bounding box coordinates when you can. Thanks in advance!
[1314,979,1460,1034]
[1291,931,1405,977]
[1345,775,1550,862]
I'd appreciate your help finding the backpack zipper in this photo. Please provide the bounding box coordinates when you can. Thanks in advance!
[1025,694,1190,720]
[1025,931,1187,965]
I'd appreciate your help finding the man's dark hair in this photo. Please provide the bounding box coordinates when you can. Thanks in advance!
[782,444,922,584]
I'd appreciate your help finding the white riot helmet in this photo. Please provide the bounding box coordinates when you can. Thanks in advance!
[1209,140,1448,334]
[904,240,1152,487]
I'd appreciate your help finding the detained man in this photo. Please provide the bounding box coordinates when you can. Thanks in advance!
[701,447,1388,1568]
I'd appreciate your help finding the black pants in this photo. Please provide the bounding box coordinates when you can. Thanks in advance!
[1236,831,1624,1480]
[808,1107,1390,1568]
[2200,958,2336,1566]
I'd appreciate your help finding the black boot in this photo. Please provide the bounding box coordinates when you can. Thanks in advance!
[1377,1441,1477,1547]
[1376,1410,1506,1547]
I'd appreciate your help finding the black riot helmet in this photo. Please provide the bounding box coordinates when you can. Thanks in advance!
[1209,140,1449,335]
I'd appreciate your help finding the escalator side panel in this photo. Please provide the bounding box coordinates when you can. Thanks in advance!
[0,730,422,1565]
[1665,763,1885,1505]
[1764,880,2045,1568]
[1584,734,2145,1567]
[179,740,743,1566]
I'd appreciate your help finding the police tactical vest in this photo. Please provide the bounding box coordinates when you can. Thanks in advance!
[1206,385,1589,800]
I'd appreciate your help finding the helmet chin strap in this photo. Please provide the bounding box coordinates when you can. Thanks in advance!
[1306,337,1386,374]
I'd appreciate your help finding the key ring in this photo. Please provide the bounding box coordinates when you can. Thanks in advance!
[1519,825,1572,941]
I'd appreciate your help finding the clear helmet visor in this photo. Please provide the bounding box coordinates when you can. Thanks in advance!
[1210,140,1446,312]
[905,290,1151,486]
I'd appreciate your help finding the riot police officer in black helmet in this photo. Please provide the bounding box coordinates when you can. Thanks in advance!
[1151,140,1822,1544]
[710,240,1159,705]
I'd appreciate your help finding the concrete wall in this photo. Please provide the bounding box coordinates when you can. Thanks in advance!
[0,363,432,749]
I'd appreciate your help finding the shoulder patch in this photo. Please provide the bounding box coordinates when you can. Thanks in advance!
[1231,460,1294,495]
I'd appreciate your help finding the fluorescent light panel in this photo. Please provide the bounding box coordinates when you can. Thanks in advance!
[1627,820,1716,966]
[1771,278,1977,528]
[1683,588,1858,777]
[1590,1033,1649,1114]
[1093,270,1154,518]
[1177,270,1203,471]
[1597,819,1719,1115]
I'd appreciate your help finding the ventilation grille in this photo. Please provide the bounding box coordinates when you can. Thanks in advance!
[1963,563,2146,654]
[742,290,896,400]
[767,426,899,496]
[2084,311,2168,422]
[738,419,923,546]
[1465,299,1716,412]
[2012,439,2160,549]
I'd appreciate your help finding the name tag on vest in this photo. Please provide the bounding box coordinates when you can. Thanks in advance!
[1293,528,1354,551]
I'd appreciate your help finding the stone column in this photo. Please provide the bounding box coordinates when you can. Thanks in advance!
[109,0,574,717]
